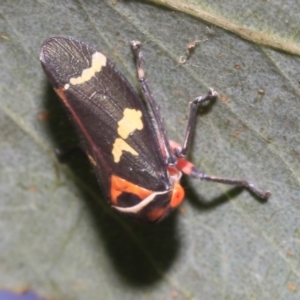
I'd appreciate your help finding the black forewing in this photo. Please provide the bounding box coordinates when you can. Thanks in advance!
[40,37,171,199]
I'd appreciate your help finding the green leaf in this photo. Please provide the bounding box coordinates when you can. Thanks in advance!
[1,1,300,299]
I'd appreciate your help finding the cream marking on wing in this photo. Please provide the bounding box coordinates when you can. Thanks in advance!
[68,51,106,86]
[112,138,138,163]
[117,108,143,139]
[112,108,144,163]
[87,154,97,166]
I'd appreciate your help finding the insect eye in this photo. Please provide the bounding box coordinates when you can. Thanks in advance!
[170,183,185,208]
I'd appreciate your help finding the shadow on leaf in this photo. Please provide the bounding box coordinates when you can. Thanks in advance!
[42,83,180,286]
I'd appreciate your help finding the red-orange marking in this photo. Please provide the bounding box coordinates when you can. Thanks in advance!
[147,207,168,222]
[110,175,153,205]
[170,183,185,208]
[176,158,194,175]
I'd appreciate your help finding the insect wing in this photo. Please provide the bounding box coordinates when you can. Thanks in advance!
[40,37,171,201]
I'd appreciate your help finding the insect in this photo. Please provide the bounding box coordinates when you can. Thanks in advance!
[40,37,271,222]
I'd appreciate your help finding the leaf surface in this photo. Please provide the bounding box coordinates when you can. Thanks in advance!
[0,1,300,299]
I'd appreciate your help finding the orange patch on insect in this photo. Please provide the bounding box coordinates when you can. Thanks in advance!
[176,157,194,175]
[170,183,185,208]
[110,175,152,205]
[147,207,168,222]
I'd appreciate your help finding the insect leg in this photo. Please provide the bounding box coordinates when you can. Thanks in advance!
[174,88,218,158]
[175,155,271,199]
[130,41,176,164]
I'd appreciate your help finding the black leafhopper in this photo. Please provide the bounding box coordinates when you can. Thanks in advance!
[40,37,270,222]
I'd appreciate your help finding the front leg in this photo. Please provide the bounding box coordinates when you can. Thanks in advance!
[170,141,271,199]
[174,89,218,158]
[130,41,176,164]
